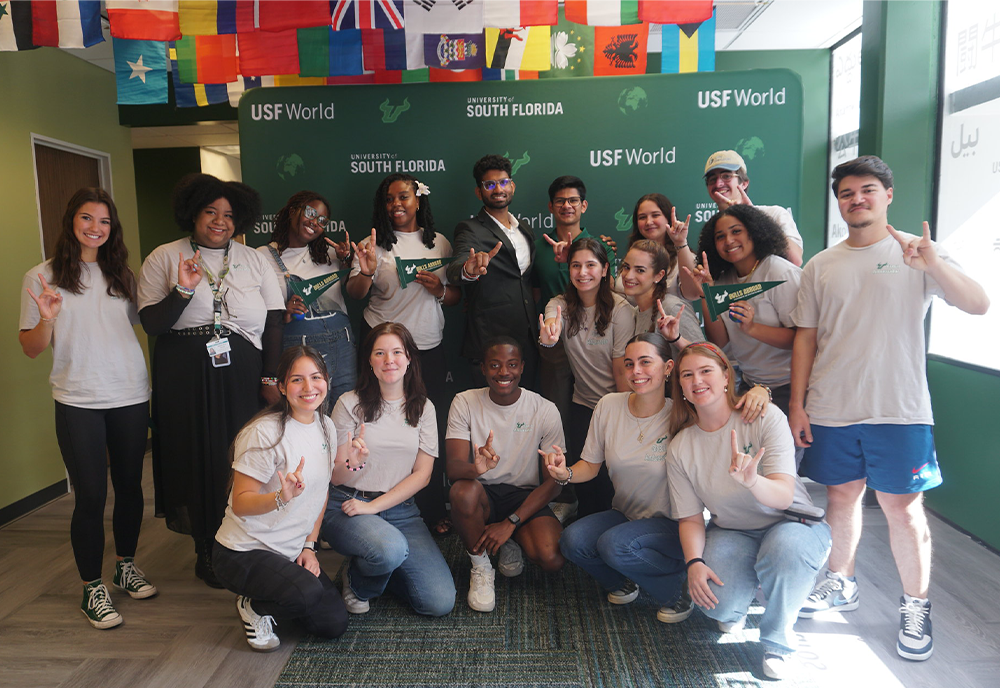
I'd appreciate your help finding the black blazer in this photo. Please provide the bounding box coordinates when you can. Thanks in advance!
[447,208,538,361]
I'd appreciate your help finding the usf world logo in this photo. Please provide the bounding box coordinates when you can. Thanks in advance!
[380,97,411,123]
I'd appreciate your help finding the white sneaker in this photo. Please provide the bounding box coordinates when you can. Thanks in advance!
[341,564,370,614]
[799,570,859,618]
[717,616,746,633]
[467,564,496,612]
[497,539,524,578]
[607,579,639,605]
[236,596,279,652]
[762,652,791,679]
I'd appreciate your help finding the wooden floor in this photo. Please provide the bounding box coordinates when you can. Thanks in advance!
[1,456,998,688]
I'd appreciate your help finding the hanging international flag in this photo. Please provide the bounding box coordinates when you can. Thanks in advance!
[273,74,327,86]
[31,0,103,49]
[424,32,485,70]
[228,75,274,107]
[107,1,182,41]
[332,0,404,30]
[169,45,229,106]
[238,29,300,76]
[428,67,481,82]
[114,37,168,104]
[564,0,639,26]
[403,0,483,69]
[638,0,712,25]
[660,10,715,74]
[175,34,238,83]
[485,26,549,71]
[594,23,648,75]
[258,0,331,32]
[329,71,378,84]
[0,0,38,50]
[484,0,556,27]
[298,26,364,76]
[362,27,406,71]
[539,5,593,78]
[482,68,538,81]
[178,0,241,36]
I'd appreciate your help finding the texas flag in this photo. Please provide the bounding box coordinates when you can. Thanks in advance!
[31,0,104,49]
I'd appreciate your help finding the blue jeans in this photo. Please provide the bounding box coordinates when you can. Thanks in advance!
[283,311,356,406]
[560,510,685,606]
[321,486,455,617]
[701,520,832,654]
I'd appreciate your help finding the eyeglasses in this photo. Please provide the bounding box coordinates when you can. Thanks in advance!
[302,205,329,227]
[480,178,513,192]
[552,197,582,208]
[704,171,737,185]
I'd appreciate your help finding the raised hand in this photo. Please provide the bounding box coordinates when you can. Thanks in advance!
[540,444,569,482]
[599,235,618,255]
[324,229,352,262]
[473,430,500,475]
[277,456,307,502]
[544,233,570,263]
[26,274,63,321]
[345,424,369,470]
[680,251,714,298]
[285,294,308,322]
[413,270,446,300]
[735,383,770,423]
[538,305,563,346]
[354,229,379,276]
[668,207,692,247]
[656,300,685,342]
[728,300,756,335]
[728,429,764,488]
[886,222,938,272]
[178,250,203,290]
[462,241,503,278]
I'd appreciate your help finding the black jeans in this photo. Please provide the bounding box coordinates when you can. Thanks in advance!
[212,543,348,638]
[54,401,149,581]
[569,403,615,518]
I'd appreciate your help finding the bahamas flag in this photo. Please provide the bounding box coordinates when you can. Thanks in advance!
[169,44,228,107]
[485,26,550,71]
[114,37,168,104]
[175,34,239,83]
[298,26,364,77]
[660,9,715,73]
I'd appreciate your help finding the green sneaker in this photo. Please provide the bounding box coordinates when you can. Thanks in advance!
[114,558,158,599]
[81,581,123,629]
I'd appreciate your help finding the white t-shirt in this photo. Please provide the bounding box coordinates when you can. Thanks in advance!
[257,243,348,314]
[545,292,636,409]
[351,230,451,350]
[791,234,961,426]
[715,254,801,386]
[215,412,336,561]
[332,391,438,492]
[137,238,284,349]
[446,387,564,488]
[582,392,673,520]
[486,212,531,275]
[757,205,804,249]
[19,260,149,409]
[667,409,812,530]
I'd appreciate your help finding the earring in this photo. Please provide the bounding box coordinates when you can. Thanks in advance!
[724,386,728,393]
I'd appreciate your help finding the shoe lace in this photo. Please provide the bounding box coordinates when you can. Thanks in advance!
[119,561,146,589]
[899,599,929,636]
[88,584,115,616]
[807,576,842,601]
[671,590,692,612]
[470,566,493,588]
[252,613,277,641]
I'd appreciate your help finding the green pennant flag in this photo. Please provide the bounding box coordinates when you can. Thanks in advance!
[702,281,786,322]
[394,256,460,288]
[287,269,352,306]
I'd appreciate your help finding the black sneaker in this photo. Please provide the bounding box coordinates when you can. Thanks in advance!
[897,596,933,660]
[81,581,123,629]
[607,579,639,605]
[114,558,158,599]
[657,589,694,623]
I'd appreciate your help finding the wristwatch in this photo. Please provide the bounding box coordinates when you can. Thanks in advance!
[302,541,318,552]
[507,513,521,527]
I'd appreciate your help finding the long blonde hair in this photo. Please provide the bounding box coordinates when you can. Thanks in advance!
[669,342,740,436]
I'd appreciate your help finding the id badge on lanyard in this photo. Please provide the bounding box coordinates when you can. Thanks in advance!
[206,297,231,367]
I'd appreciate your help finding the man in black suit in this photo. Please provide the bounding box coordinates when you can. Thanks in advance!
[447,154,538,387]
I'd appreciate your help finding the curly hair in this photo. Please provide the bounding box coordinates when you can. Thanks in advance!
[270,190,334,266]
[171,173,261,236]
[370,173,437,252]
[669,342,741,436]
[472,154,512,185]
[354,322,427,428]
[623,239,674,305]
[697,205,788,280]
[562,237,615,339]
[50,187,136,301]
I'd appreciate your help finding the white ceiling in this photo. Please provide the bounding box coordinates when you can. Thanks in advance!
[63,0,863,151]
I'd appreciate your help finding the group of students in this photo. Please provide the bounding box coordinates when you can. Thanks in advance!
[18,151,988,680]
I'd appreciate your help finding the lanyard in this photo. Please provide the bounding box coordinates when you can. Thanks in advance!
[190,239,231,335]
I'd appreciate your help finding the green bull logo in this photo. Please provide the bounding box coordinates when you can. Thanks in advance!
[503,150,531,176]
[381,97,411,123]
[615,208,631,233]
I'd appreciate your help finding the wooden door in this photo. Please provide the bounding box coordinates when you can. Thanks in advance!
[34,143,102,259]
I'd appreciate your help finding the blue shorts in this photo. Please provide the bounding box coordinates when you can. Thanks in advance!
[801,424,942,494]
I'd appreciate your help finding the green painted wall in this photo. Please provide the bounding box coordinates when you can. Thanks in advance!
[716,50,831,261]
[1,49,143,513]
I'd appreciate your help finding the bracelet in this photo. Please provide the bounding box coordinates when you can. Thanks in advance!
[538,336,556,349]
[359,268,374,277]
[435,290,446,305]
[666,333,681,344]
[261,377,278,386]
[40,316,57,323]
[752,383,773,402]
[555,466,573,486]
[175,284,195,298]
[302,541,317,552]
[346,458,367,472]
[461,265,480,281]
[685,557,705,569]
[274,490,288,512]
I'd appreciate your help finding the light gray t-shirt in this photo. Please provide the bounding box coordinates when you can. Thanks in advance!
[757,205,804,250]
[633,292,705,358]
[545,292,636,409]
[257,243,348,315]
[581,392,673,520]
[137,238,284,349]
[791,233,960,426]
[19,260,149,409]
[446,387,564,488]
[715,254,801,386]
[351,230,452,350]
[215,413,336,561]
[332,391,438,492]
[667,409,812,530]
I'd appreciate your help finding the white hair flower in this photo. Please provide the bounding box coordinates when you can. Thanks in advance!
[415,181,431,196]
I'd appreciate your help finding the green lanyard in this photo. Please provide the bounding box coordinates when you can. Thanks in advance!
[190,240,231,335]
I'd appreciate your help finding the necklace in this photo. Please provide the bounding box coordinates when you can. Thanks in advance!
[736,259,760,283]
[629,394,661,443]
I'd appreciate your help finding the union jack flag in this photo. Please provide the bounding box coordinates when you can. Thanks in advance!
[332,0,405,30]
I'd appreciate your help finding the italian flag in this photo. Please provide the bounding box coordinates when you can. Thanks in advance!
[564,0,640,26]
